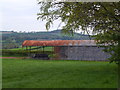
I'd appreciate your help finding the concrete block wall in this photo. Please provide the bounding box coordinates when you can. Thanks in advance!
[59,46,111,61]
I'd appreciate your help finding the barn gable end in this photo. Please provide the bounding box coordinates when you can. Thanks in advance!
[55,46,111,61]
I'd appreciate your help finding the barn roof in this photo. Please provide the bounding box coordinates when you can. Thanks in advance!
[22,40,97,47]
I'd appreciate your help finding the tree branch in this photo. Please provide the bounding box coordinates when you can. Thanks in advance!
[99,3,120,24]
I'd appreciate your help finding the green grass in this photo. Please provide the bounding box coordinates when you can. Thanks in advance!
[1,55,24,57]
[2,47,53,57]
[3,59,118,88]
[9,46,53,51]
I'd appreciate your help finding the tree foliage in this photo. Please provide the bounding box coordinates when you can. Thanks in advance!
[37,2,120,63]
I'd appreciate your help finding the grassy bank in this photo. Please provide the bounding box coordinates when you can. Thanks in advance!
[9,46,53,51]
[2,59,118,88]
[2,47,53,57]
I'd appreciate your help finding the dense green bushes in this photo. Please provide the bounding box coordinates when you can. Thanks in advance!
[2,49,53,57]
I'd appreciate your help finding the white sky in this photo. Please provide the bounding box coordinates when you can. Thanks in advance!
[0,0,63,32]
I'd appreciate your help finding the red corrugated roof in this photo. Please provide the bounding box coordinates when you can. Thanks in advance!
[22,40,97,47]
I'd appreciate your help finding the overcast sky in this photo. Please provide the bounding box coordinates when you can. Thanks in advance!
[0,0,63,32]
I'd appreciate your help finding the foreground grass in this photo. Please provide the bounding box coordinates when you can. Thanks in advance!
[3,59,118,88]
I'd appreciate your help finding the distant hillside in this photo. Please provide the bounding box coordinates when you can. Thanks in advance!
[0,31,14,34]
[2,30,93,49]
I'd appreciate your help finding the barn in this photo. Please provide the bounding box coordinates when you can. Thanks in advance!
[22,40,111,61]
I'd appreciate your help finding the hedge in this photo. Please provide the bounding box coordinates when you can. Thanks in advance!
[2,49,53,56]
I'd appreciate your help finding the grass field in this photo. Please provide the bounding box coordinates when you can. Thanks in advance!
[2,47,53,57]
[9,46,53,51]
[2,58,118,88]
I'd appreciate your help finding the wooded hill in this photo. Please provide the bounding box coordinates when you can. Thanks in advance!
[1,30,92,49]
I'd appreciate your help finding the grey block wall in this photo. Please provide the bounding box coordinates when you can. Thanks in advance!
[59,46,111,61]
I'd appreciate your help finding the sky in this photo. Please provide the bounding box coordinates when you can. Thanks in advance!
[0,0,64,32]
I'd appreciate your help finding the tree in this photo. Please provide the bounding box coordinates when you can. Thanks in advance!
[37,2,120,64]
